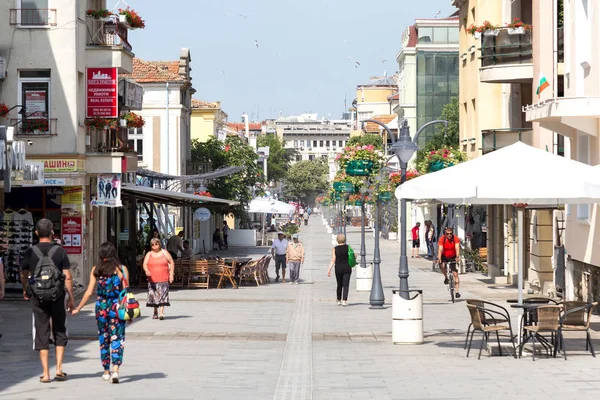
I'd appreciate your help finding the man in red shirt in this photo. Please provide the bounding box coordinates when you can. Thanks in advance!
[437,227,461,298]
[411,222,421,258]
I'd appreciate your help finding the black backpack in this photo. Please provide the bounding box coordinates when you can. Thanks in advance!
[30,245,65,302]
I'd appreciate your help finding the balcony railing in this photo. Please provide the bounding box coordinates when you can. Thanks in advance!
[11,118,58,136]
[187,162,213,175]
[86,127,135,153]
[10,8,57,26]
[481,128,533,154]
[480,29,532,67]
[86,16,132,52]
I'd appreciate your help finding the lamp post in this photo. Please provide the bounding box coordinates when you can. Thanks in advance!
[369,174,385,309]
[390,119,448,299]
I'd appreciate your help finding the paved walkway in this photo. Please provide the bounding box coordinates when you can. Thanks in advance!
[1,216,600,399]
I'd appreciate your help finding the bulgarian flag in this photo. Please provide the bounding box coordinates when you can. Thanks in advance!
[536,73,550,97]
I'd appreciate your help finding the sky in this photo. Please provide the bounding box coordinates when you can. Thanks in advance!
[127,0,457,122]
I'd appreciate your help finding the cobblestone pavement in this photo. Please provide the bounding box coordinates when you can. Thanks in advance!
[1,216,600,399]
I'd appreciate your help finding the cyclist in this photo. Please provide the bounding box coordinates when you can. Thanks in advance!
[437,227,461,298]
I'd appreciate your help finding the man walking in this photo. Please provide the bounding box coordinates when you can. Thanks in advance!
[271,232,288,282]
[303,212,309,226]
[286,234,305,284]
[20,218,74,383]
[411,222,421,258]
[222,221,230,249]
[167,230,185,260]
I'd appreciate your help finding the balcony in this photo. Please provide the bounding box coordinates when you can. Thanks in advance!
[10,8,57,26]
[481,128,533,154]
[11,118,57,137]
[479,29,533,83]
[85,16,134,73]
[85,128,138,174]
[187,162,213,175]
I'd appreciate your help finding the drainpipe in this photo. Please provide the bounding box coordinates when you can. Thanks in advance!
[166,82,170,175]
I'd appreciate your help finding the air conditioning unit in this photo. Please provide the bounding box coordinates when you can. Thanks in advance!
[0,57,6,80]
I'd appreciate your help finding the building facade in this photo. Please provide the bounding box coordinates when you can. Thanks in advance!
[190,99,227,143]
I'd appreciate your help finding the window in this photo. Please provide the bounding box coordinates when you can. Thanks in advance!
[19,70,51,133]
[17,0,54,26]
[325,140,330,147]
[338,140,343,147]
[306,140,310,147]
[577,133,590,220]
[128,128,144,160]
[293,140,298,148]
[295,154,302,162]
[433,27,448,44]
[312,140,317,148]
[448,27,459,44]
[309,155,315,161]
[418,27,433,44]
[319,140,324,147]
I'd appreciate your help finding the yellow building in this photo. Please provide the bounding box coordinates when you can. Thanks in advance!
[190,99,228,142]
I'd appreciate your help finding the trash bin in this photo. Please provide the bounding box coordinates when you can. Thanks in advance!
[355,261,373,292]
[392,290,423,344]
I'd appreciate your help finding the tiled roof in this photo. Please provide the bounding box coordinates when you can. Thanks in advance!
[227,122,262,131]
[365,115,397,133]
[191,99,218,109]
[121,58,186,83]
[388,92,400,101]
[408,25,418,47]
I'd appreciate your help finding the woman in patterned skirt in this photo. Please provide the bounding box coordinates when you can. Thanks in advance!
[143,238,174,320]
[73,242,128,383]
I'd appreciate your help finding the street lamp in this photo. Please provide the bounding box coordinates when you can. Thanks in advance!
[390,118,448,300]
[368,174,385,309]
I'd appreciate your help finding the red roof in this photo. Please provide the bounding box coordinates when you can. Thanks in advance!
[121,58,186,83]
[408,25,418,47]
[365,115,397,133]
[227,122,262,131]
[191,99,218,109]
[388,92,400,101]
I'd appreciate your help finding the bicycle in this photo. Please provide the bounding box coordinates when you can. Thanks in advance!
[445,260,457,303]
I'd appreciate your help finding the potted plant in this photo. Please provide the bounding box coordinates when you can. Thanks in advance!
[22,118,49,134]
[86,9,112,21]
[467,23,484,39]
[389,169,419,187]
[336,144,385,177]
[332,171,364,192]
[416,147,467,174]
[122,111,145,129]
[506,18,532,35]
[481,20,500,36]
[84,117,117,130]
[0,102,8,119]
[118,7,146,29]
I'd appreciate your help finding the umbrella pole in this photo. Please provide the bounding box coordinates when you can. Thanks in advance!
[514,207,524,350]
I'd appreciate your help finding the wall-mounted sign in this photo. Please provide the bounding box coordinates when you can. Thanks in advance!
[86,67,118,118]
[61,216,82,254]
[194,207,211,221]
[27,158,85,173]
[91,173,122,207]
[119,79,143,110]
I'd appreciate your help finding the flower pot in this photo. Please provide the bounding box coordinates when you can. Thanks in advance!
[429,160,445,172]
[333,181,354,193]
[507,27,525,35]
[354,201,363,207]
[346,160,374,176]
[483,29,500,36]
[473,31,482,39]
[378,192,392,201]
[119,14,127,23]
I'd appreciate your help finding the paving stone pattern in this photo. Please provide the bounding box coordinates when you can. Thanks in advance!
[2,217,600,399]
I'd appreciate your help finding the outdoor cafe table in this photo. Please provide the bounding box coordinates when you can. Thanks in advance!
[509,301,556,357]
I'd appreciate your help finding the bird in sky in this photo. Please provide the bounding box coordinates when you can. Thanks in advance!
[220,12,229,17]
[254,40,259,48]
[434,10,441,18]
[347,56,352,60]
[221,70,226,75]
[382,59,387,63]
[239,13,250,19]
[354,61,361,68]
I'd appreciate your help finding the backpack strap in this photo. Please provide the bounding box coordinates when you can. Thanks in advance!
[31,244,61,272]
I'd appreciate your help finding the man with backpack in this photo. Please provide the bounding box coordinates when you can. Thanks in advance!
[20,218,74,383]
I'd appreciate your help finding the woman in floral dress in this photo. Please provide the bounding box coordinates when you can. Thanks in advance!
[143,238,174,320]
[73,242,129,383]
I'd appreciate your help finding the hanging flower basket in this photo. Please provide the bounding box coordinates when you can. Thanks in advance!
[333,181,354,193]
[0,102,8,119]
[484,29,500,36]
[507,27,525,35]
[118,7,146,29]
[429,160,445,172]
[378,191,392,201]
[85,117,117,130]
[473,31,482,39]
[122,111,145,129]
[346,160,374,176]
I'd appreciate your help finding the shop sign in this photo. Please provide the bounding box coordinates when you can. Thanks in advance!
[86,67,118,118]
[62,187,83,216]
[118,79,143,110]
[194,207,211,221]
[61,216,82,254]
[91,173,122,207]
[27,159,85,173]
[43,178,66,185]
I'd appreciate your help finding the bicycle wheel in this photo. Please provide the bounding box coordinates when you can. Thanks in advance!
[448,274,455,303]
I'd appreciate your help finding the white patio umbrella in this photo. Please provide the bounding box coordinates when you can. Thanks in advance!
[395,141,600,347]
[248,198,295,215]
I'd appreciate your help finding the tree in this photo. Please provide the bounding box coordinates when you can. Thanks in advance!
[256,134,290,184]
[190,136,263,217]
[284,160,329,203]
[347,133,384,150]
[415,96,460,169]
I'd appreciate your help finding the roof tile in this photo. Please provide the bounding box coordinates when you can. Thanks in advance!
[121,58,186,83]
[364,115,397,133]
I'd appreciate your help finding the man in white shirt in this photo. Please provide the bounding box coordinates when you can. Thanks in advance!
[271,232,288,283]
[167,230,185,260]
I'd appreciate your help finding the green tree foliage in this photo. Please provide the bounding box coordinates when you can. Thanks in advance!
[346,133,384,150]
[415,96,460,168]
[284,160,329,203]
[256,134,290,184]
[190,136,263,216]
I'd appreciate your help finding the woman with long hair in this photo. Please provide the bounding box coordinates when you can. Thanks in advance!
[143,238,174,320]
[327,234,352,307]
[73,242,129,383]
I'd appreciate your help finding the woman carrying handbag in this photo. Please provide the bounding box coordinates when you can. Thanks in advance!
[73,242,131,383]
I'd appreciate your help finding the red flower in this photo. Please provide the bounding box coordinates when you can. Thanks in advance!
[224,144,231,152]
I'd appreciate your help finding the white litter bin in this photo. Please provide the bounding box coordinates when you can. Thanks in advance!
[355,262,373,292]
[392,290,424,344]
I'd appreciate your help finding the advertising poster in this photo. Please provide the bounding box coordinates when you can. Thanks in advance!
[25,90,47,117]
[92,173,122,207]
[61,216,82,254]
[86,67,118,118]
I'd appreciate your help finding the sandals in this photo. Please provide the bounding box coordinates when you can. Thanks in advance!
[55,372,68,382]
[152,314,158,320]
[159,314,165,320]
[39,377,51,383]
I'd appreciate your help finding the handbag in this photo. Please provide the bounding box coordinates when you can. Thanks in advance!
[117,266,141,321]
[347,245,357,268]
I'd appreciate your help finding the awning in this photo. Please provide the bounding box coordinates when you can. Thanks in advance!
[121,184,239,207]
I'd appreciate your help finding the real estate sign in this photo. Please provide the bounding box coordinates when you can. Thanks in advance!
[86,67,118,118]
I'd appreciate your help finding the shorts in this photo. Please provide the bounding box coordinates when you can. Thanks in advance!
[441,256,458,272]
[412,239,420,248]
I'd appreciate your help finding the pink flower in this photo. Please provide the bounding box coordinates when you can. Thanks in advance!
[442,154,448,158]
[430,150,436,155]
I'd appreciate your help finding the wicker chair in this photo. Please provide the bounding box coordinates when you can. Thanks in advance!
[521,305,562,360]
[239,259,260,286]
[466,304,517,359]
[559,301,598,359]
[464,300,512,350]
